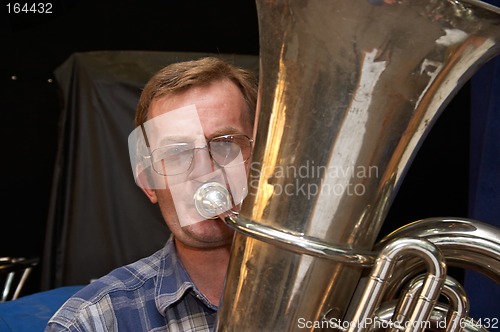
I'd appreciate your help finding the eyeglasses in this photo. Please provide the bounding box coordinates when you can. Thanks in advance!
[148,134,253,176]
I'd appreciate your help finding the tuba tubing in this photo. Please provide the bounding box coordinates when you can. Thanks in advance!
[392,275,470,332]
[346,237,447,332]
[345,217,500,331]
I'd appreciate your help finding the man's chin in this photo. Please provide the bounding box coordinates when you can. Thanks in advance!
[180,218,235,247]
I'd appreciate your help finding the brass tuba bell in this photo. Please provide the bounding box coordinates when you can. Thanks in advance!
[218,0,500,331]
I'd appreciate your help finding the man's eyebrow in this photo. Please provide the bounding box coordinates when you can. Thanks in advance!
[157,136,196,145]
[210,127,245,138]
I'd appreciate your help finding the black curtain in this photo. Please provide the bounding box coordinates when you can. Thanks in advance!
[41,51,259,289]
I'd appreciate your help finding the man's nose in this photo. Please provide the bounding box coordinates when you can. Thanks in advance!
[189,147,216,178]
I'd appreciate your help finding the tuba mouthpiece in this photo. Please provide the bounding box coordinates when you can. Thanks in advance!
[194,182,232,219]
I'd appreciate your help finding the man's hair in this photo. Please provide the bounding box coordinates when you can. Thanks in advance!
[135,57,258,127]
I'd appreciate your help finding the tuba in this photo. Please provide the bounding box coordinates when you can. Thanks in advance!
[217,0,500,331]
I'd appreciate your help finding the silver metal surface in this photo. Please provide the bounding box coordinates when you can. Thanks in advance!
[217,0,500,331]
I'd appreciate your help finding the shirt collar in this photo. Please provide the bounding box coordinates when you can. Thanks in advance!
[154,235,218,314]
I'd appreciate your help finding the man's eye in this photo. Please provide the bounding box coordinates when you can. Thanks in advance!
[164,145,192,157]
[152,144,191,160]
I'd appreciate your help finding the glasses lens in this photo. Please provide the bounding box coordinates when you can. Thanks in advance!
[209,135,252,166]
[151,143,194,176]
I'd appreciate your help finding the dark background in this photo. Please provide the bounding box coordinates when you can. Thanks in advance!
[0,0,496,317]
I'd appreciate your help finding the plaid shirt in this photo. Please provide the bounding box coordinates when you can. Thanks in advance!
[46,236,217,332]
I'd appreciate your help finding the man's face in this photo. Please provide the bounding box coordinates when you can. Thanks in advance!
[142,79,253,249]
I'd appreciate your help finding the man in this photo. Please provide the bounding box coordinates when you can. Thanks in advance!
[46,57,258,331]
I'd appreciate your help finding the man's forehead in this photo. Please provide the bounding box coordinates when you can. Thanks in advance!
[145,104,200,127]
[148,80,248,122]
[142,105,205,146]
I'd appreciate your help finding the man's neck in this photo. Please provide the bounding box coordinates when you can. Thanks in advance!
[174,239,232,307]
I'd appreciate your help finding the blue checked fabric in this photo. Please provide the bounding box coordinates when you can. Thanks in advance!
[45,236,217,331]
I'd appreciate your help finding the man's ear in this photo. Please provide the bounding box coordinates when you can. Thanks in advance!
[141,187,158,204]
[136,168,158,203]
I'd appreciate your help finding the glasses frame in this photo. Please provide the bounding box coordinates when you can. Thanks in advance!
[148,134,253,176]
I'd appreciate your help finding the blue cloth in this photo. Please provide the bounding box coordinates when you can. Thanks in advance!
[467,51,500,320]
[46,236,217,331]
[0,286,84,332]
[466,2,500,318]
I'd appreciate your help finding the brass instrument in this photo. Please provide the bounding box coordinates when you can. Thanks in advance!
[217,0,500,331]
